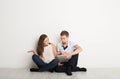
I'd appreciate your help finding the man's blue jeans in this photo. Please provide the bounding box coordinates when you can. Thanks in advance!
[55,54,79,72]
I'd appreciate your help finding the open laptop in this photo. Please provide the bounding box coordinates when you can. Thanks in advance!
[57,55,69,62]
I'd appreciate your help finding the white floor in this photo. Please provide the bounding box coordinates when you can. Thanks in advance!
[0,68,120,79]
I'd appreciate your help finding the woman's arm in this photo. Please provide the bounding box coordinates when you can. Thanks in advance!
[51,43,58,58]
[27,50,38,55]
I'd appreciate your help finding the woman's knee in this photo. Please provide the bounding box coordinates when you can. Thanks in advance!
[32,54,39,61]
[53,59,59,63]
[50,59,59,65]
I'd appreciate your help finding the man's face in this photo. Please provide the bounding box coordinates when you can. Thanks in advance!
[60,35,69,44]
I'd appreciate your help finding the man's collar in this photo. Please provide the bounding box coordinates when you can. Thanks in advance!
[61,41,70,47]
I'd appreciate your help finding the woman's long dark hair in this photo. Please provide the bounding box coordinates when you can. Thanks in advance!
[36,34,48,56]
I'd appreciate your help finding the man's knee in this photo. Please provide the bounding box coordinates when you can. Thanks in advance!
[69,54,79,61]
[68,54,79,66]
[73,54,79,58]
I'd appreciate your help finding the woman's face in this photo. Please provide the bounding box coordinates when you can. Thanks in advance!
[43,37,49,46]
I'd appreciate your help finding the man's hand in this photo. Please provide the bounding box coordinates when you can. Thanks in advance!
[60,51,72,59]
[63,53,72,59]
[58,62,63,66]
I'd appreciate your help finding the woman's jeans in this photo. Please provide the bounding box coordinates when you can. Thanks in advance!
[32,54,58,71]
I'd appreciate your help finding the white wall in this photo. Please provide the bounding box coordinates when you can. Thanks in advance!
[0,0,120,68]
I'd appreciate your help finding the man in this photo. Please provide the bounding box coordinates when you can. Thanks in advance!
[55,30,87,76]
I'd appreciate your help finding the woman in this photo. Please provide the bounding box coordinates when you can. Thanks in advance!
[28,34,61,72]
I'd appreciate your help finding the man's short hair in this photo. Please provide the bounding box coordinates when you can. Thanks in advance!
[60,30,69,37]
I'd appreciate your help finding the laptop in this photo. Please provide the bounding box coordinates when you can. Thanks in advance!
[57,55,69,62]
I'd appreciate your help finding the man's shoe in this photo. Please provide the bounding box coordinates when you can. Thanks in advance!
[66,70,72,76]
[49,69,55,73]
[76,67,87,72]
[65,63,72,76]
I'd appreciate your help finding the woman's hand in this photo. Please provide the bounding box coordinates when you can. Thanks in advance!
[27,50,36,54]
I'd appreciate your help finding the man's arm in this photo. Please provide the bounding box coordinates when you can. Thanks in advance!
[51,43,58,57]
[64,45,82,59]
[71,45,82,56]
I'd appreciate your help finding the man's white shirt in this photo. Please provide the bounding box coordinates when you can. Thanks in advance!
[57,41,77,53]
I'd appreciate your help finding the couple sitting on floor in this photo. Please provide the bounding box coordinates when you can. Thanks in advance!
[28,30,87,76]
